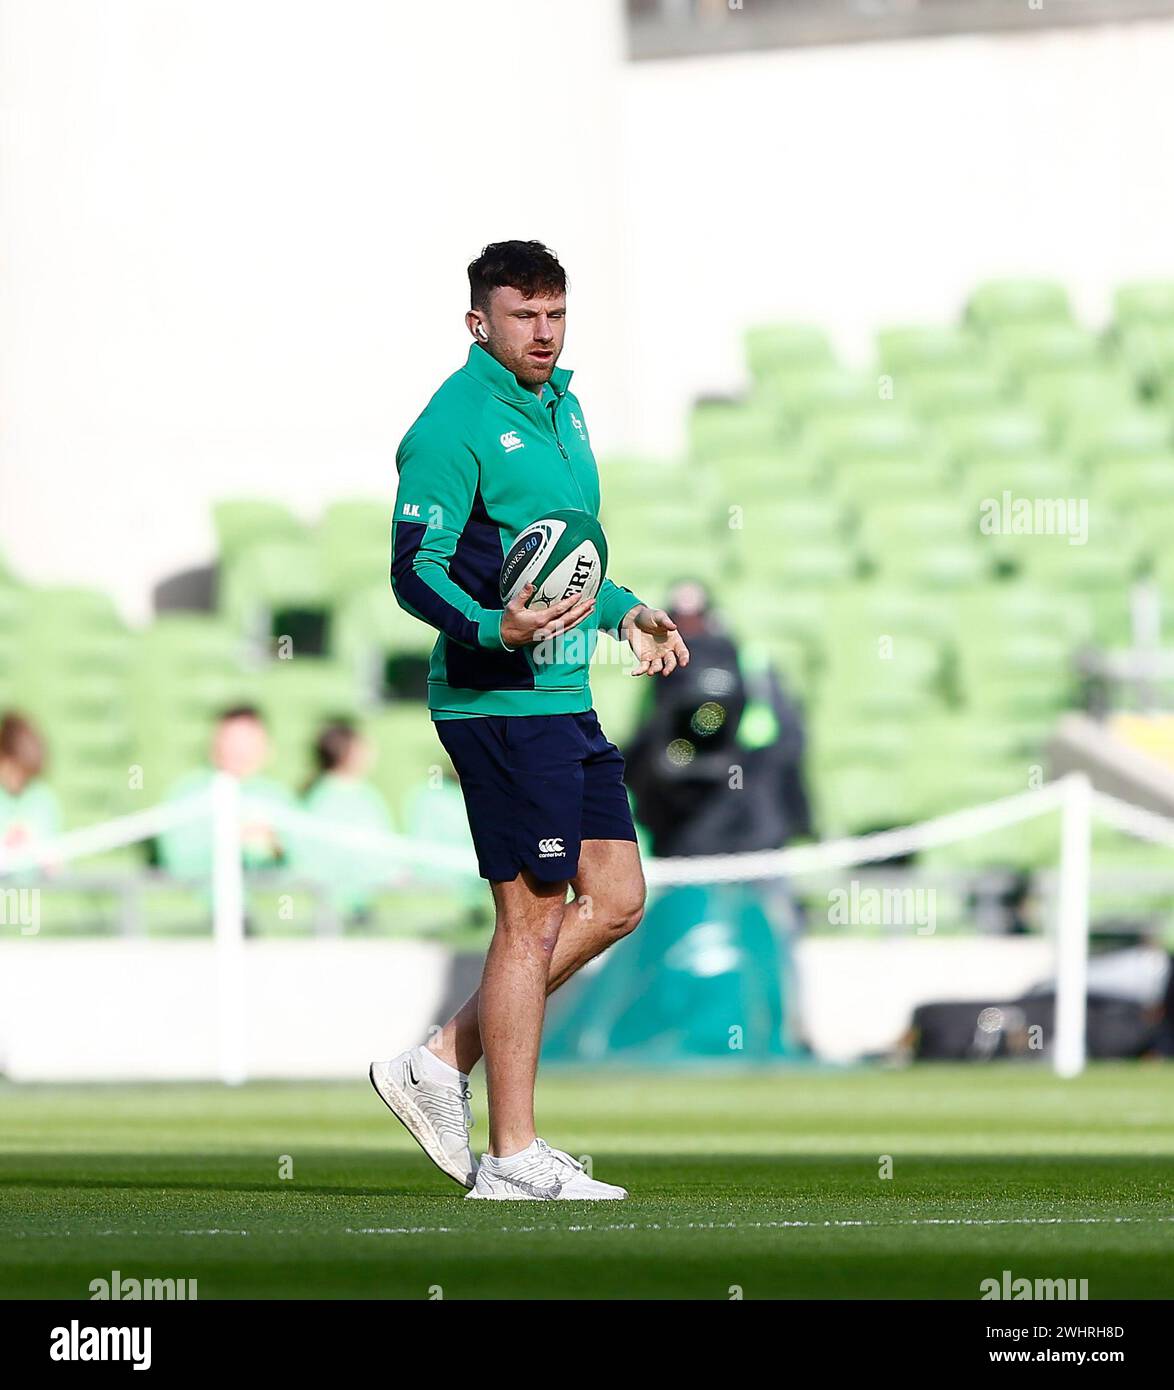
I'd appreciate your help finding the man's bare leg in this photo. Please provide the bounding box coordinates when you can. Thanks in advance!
[478,868,569,1157]
[428,839,645,1085]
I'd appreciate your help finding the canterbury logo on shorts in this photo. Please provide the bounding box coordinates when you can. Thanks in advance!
[538,838,565,857]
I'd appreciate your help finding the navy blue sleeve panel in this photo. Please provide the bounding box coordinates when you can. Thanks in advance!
[390,420,508,652]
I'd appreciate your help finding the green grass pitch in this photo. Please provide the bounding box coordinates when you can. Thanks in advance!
[1,1064,1170,1300]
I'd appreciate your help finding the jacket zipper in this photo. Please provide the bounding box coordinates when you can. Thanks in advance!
[546,395,588,509]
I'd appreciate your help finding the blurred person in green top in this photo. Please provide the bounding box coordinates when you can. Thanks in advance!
[157,705,293,879]
[0,712,62,873]
[296,719,394,923]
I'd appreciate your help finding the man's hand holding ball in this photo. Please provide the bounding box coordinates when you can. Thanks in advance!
[500,584,596,649]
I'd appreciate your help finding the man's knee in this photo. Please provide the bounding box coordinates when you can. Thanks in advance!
[601,884,645,940]
[494,872,569,956]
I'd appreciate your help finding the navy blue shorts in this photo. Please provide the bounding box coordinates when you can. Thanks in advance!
[434,710,637,883]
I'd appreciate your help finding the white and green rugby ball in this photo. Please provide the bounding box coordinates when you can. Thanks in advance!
[499,509,609,611]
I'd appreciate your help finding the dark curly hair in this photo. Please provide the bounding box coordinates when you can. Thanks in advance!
[468,240,567,312]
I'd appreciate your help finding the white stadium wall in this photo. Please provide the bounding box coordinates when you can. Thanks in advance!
[0,939,453,1081]
[3,1,1174,621]
[0,934,1056,1079]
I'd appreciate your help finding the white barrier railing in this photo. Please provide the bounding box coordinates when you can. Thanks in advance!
[3,769,1171,1081]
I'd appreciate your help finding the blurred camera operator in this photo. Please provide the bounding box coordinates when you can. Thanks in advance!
[624,580,810,858]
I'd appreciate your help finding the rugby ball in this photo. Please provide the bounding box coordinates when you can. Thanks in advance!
[499,509,608,611]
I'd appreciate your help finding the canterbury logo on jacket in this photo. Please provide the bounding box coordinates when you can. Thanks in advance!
[391,343,644,719]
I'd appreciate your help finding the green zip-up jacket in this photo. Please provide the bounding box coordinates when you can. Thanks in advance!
[390,343,644,718]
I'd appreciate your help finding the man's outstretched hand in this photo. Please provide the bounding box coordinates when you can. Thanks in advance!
[621,604,690,677]
[500,584,595,649]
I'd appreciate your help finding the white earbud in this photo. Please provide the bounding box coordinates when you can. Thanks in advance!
[476,323,488,341]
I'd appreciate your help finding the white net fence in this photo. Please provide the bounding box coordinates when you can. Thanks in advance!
[2,770,1171,1081]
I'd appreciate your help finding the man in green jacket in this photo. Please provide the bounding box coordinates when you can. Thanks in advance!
[371,240,689,1201]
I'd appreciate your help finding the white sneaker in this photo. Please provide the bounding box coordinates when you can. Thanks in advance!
[465,1137,628,1201]
[543,1142,628,1199]
[369,1048,476,1189]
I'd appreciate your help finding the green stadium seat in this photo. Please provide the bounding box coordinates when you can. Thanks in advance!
[766,368,882,422]
[332,582,436,696]
[712,453,821,502]
[961,455,1083,516]
[857,498,972,554]
[871,543,988,588]
[815,765,920,837]
[966,279,1072,331]
[1067,407,1172,467]
[0,582,27,628]
[255,660,363,790]
[991,322,1103,376]
[1114,281,1174,328]
[48,764,133,829]
[13,669,130,732]
[365,705,447,823]
[820,629,946,703]
[129,618,256,746]
[1089,824,1174,925]
[902,367,1008,419]
[918,808,1061,872]
[937,408,1050,464]
[137,614,245,668]
[213,499,306,564]
[1022,369,1138,429]
[956,629,1076,717]
[807,715,916,774]
[18,586,124,635]
[320,538,393,604]
[751,634,812,700]
[953,584,1092,649]
[1117,323,1174,398]
[255,659,361,722]
[689,399,783,461]
[744,323,835,382]
[602,495,716,549]
[723,588,833,662]
[1133,505,1174,576]
[1084,588,1140,648]
[218,537,329,645]
[1147,540,1174,588]
[731,496,846,545]
[1012,536,1139,593]
[799,408,928,465]
[613,545,725,601]
[320,498,389,547]
[834,458,951,506]
[912,711,1050,767]
[736,540,857,588]
[1092,456,1174,516]
[823,585,957,647]
[598,458,693,506]
[317,499,393,602]
[877,325,988,375]
[906,756,1038,823]
[589,655,651,747]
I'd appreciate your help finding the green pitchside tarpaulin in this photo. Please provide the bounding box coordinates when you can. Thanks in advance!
[543,883,805,1063]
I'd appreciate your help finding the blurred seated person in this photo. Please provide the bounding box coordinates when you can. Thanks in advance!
[294,719,394,922]
[0,711,62,871]
[157,705,292,878]
[624,581,810,858]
